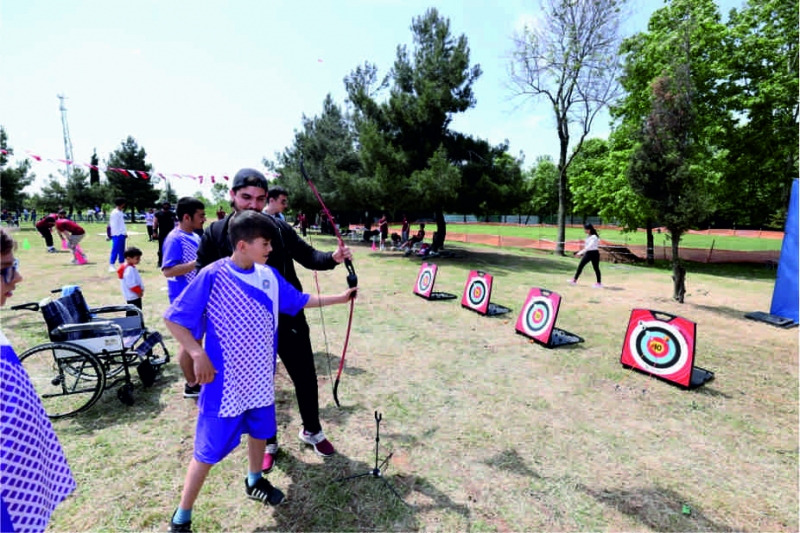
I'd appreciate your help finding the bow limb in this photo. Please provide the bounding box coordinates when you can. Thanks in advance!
[300,156,357,407]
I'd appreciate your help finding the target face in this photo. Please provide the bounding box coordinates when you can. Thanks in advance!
[515,288,559,343]
[620,309,696,387]
[461,270,493,315]
[413,263,437,298]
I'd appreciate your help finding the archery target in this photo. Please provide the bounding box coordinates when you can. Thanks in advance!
[413,262,437,298]
[461,270,493,315]
[620,309,696,388]
[515,288,560,344]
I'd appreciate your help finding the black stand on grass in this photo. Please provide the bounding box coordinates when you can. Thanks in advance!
[337,411,406,504]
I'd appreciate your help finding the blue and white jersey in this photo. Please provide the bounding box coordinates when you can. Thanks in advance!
[164,258,309,418]
[0,331,75,533]
[162,228,201,302]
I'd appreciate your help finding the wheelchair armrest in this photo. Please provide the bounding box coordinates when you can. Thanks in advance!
[53,320,122,336]
[89,304,142,316]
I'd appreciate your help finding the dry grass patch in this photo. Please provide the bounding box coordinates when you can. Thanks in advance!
[1,225,797,532]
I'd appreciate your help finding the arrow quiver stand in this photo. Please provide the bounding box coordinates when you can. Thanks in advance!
[337,411,406,504]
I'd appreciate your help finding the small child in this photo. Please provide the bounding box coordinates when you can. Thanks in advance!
[163,210,357,533]
[118,247,144,311]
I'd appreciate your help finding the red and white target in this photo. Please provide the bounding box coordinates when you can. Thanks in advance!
[414,262,438,298]
[461,270,493,315]
[620,309,696,388]
[515,288,560,344]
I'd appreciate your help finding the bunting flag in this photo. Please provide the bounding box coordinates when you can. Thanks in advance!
[0,148,280,185]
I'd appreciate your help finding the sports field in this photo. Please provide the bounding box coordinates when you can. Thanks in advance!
[1,223,797,532]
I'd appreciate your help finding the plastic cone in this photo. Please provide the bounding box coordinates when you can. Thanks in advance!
[75,252,88,265]
[61,240,69,250]
[21,239,30,250]
[371,240,376,251]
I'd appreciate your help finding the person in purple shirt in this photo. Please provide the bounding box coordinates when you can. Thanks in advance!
[0,228,76,533]
[161,197,207,398]
[163,211,356,533]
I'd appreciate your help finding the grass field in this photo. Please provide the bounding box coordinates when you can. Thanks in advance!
[438,224,784,252]
[1,223,797,532]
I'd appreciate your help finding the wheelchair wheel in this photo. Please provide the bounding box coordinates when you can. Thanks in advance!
[19,343,106,419]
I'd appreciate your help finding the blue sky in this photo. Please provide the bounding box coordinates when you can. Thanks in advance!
[0,0,742,199]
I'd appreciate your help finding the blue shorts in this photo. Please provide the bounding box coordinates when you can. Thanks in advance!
[193,405,276,465]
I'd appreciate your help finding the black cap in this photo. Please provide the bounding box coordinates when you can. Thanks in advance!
[232,168,268,191]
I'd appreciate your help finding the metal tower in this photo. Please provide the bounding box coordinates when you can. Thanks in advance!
[58,94,74,180]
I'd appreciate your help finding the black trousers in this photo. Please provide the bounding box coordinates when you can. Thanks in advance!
[156,234,170,267]
[574,250,601,283]
[37,227,53,248]
[275,311,322,436]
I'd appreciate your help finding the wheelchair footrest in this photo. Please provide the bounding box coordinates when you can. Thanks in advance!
[135,332,165,364]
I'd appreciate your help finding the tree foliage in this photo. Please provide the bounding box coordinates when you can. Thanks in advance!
[508,0,627,254]
[105,136,160,217]
[346,8,524,248]
[0,127,34,211]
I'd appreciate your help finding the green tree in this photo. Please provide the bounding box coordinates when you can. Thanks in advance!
[267,94,363,222]
[38,175,69,213]
[0,127,34,211]
[716,0,799,226]
[628,62,714,303]
[508,0,628,255]
[568,137,658,263]
[527,155,559,221]
[346,8,484,247]
[105,136,160,218]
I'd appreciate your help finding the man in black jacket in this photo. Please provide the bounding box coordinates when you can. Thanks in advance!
[195,169,353,473]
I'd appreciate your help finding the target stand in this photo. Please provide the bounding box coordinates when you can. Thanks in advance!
[461,270,511,317]
[514,288,583,348]
[413,262,457,301]
[620,309,714,389]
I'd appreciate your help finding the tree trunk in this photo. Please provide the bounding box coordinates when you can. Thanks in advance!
[555,161,568,256]
[670,230,685,303]
[646,220,655,265]
[432,208,446,252]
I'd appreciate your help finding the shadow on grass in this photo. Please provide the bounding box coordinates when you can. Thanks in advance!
[635,259,778,282]
[690,302,764,323]
[58,369,181,434]
[578,483,744,533]
[372,244,575,278]
[254,449,471,532]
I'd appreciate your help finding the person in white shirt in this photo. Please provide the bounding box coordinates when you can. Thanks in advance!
[108,197,128,272]
[568,223,603,288]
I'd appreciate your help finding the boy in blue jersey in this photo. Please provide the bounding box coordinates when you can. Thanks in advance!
[164,210,356,533]
[161,196,206,399]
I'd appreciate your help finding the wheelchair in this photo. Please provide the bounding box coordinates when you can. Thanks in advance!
[14,286,170,419]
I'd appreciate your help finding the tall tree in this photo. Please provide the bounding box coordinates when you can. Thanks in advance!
[105,136,159,218]
[508,0,627,255]
[628,62,713,303]
[346,8,484,247]
[267,94,363,221]
[0,127,34,211]
[717,0,799,226]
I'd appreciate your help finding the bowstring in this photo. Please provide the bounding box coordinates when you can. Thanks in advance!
[306,227,335,397]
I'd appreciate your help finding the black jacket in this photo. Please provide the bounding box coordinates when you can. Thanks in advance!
[196,212,338,293]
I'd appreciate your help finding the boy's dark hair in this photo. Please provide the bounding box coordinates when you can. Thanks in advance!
[420,223,426,229]
[114,197,126,207]
[0,228,15,254]
[176,196,205,221]
[267,185,288,201]
[124,246,143,259]
[228,210,278,249]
